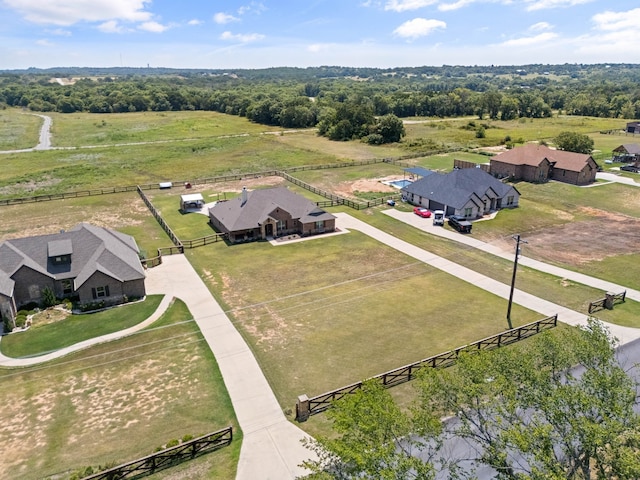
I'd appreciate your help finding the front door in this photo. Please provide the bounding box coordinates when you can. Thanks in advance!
[265,223,273,237]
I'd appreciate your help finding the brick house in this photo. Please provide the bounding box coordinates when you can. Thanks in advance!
[208,187,336,243]
[401,167,520,218]
[0,224,146,324]
[490,144,598,185]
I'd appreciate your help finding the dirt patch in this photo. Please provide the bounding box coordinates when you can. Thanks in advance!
[333,175,405,199]
[508,206,640,266]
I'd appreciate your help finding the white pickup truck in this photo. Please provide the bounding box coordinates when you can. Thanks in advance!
[432,210,445,226]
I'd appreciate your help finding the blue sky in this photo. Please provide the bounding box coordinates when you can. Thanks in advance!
[0,0,638,69]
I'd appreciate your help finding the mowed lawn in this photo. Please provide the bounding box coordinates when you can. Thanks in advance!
[0,299,239,480]
[0,108,43,150]
[186,230,541,410]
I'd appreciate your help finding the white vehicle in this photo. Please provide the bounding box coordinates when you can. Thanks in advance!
[432,210,445,226]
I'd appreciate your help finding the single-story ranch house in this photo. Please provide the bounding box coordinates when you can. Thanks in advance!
[209,187,336,243]
[490,144,598,185]
[0,223,146,324]
[401,167,520,218]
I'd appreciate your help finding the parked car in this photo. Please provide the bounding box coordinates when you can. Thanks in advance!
[432,210,445,226]
[387,199,396,206]
[413,207,431,218]
[621,165,639,173]
[448,215,472,233]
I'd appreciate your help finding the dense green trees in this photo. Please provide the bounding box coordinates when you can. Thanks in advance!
[304,320,640,479]
[555,131,595,154]
[2,64,640,142]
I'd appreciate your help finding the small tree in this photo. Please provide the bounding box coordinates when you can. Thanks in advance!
[554,131,594,154]
[42,286,57,308]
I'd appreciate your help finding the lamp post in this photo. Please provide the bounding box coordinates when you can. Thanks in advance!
[506,234,527,330]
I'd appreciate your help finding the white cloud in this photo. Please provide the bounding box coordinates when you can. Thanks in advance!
[438,0,475,12]
[36,39,54,47]
[220,31,265,43]
[188,19,203,26]
[592,8,640,32]
[307,43,334,53]
[214,12,239,24]
[238,2,266,16]
[393,18,446,39]
[139,21,168,33]
[98,20,125,33]
[529,21,553,31]
[384,0,437,12]
[499,31,558,47]
[2,0,153,26]
[524,0,592,12]
[46,28,72,36]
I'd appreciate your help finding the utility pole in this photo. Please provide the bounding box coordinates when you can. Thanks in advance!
[506,234,527,330]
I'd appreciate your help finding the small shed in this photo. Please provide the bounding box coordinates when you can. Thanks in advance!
[180,193,205,211]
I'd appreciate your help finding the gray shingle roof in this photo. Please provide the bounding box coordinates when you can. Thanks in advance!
[209,187,335,231]
[402,168,517,209]
[0,224,145,291]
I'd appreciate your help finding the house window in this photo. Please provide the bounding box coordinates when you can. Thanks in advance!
[92,285,110,299]
[506,195,514,206]
[464,207,472,217]
[61,279,73,295]
[277,220,286,232]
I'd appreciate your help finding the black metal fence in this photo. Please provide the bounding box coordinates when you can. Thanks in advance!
[81,427,233,480]
[296,315,558,421]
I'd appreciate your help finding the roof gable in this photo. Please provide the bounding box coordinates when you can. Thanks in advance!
[0,224,144,286]
[491,144,594,172]
[403,168,516,208]
[209,187,336,231]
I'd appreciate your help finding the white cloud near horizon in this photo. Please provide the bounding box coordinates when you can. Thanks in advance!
[220,31,265,43]
[499,31,558,47]
[393,18,446,39]
[2,0,153,26]
[139,21,168,33]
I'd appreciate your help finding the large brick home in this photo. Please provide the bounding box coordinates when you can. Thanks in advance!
[0,224,146,324]
[490,144,598,185]
[401,167,520,218]
[208,187,336,243]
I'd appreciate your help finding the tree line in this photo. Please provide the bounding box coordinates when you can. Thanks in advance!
[1,63,640,143]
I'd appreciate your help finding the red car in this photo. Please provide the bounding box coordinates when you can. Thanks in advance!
[413,207,431,218]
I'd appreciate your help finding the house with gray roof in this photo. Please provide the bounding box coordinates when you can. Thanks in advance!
[612,144,640,163]
[208,187,336,243]
[401,167,519,218]
[0,224,145,325]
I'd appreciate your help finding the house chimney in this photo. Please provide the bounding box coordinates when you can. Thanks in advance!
[241,186,248,206]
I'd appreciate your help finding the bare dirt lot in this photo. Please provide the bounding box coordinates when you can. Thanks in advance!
[489,206,640,267]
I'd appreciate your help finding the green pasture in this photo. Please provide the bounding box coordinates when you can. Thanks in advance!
[0,192,169,257]
[187,230,542,411]
[0,133,345,198]
[0,108,43,150]
[403,115,625,151]
[0,298,239,480]
[1,295,163,358]
[47,110,283,147]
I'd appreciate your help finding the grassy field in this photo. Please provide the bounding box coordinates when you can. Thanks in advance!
[1,295,163,358]
[1,109,639,477]
[0,298,239,480]
[0,109,42,150]
[47,110,283,147]
[186,229,542,410]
